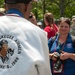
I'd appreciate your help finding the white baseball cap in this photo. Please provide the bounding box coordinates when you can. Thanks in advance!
[37,22,42,26]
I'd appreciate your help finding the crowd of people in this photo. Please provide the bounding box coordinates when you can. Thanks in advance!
[0,0,75,75]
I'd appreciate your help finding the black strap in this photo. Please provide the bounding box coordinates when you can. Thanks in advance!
[49,33,58,50]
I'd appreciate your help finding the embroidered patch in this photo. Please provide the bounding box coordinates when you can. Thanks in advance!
[66,43,72,48]
[0,35,22,69]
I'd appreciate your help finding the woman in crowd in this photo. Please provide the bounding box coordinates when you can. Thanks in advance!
[44,12,58,39]
[48,18,75,75]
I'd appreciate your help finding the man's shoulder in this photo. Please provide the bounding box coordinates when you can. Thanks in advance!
[0,16,46,36]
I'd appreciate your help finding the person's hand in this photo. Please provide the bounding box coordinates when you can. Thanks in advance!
[60,51,70,60]
[49,52,59,61]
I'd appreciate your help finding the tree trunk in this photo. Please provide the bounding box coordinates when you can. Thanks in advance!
[59,0,65,17]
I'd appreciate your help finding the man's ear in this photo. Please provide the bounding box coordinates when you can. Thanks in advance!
[24,2,32,19]
[24,4,28,12]
[4,4,7,12]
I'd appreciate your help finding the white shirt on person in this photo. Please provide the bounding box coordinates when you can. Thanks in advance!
[0,15,52,75]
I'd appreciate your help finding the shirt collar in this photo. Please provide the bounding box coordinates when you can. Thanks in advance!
[6,9,24,18]
[55,33,71,43]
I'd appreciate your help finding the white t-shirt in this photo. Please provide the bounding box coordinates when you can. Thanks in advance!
[0,15,52,75]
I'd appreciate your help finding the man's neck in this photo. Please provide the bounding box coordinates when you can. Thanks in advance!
[6,9,24,18]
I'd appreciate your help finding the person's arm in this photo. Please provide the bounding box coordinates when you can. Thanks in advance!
[48,37,59,61]
[28,27,52,75]
[60,51,75,60]
[49,53,53,59]
[37,29,52,75]
[68,53,75,60]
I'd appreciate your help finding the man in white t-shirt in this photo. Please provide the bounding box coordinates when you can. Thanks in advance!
[0,0,52,75]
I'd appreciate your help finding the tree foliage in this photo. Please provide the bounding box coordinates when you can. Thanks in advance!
[0,0,4,7]
[1,0,75,21]
[32,0,75,20]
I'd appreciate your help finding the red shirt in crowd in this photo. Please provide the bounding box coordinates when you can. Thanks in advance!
[44,24,58,39]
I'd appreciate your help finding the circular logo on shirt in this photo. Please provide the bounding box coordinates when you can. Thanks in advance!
[66,43,72,48]
[0,34,22,69]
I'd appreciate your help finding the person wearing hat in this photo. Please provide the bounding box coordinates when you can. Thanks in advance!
[37,21,43,29]
[0,0,52,75]
[70,16,75,36]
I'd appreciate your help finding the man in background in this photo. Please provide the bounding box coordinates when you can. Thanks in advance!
[28,12,37,25]
[0,0,52,75]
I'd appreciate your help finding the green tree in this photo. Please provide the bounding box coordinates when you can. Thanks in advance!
[1,0,75,20]
[0,0,4,7]
[32,0,75,20]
